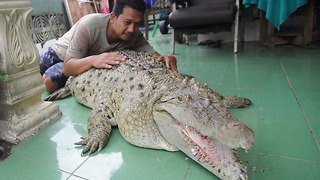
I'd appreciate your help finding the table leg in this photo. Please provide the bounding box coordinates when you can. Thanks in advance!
[259,10,290,46]
[303,0,314,46]
[259,11,268,45]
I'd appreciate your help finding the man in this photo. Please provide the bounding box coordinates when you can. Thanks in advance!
[40,0,177,93]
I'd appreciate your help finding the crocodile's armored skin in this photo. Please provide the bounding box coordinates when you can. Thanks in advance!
[47,50,254,180]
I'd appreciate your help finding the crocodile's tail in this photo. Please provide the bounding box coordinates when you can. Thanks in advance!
[44,76,74,101]
[44,86,71,101]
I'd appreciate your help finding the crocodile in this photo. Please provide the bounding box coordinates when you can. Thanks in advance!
[46,50,254,180]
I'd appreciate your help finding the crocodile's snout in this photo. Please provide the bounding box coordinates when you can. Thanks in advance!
[240,125,254,150]
[214,121,254,150]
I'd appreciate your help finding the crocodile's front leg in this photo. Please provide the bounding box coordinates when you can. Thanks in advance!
[75,102,114,155]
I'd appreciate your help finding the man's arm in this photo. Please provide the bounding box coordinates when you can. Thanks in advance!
[63,52,126,76]
[153,52,178,73]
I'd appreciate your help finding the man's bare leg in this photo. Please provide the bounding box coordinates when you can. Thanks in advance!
[42,75,56,93]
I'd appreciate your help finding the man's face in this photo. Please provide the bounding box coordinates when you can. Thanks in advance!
[111,6,143,41]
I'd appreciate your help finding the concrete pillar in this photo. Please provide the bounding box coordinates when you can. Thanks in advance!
[0,0,62,144]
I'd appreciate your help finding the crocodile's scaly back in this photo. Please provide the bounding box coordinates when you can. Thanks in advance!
[55,50,254,180]
[69,51,180,108]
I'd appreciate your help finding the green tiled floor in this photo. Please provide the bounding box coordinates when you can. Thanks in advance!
[1,31,320,180]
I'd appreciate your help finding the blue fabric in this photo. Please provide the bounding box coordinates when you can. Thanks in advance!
[146,0,156,8]
[39,47,68,90]
[243,0,308,30]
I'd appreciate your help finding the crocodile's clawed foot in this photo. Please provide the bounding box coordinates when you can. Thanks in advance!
[240,97,252,108]
[75,135,109,155]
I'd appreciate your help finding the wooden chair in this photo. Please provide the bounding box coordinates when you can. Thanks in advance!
[144,0,172,40]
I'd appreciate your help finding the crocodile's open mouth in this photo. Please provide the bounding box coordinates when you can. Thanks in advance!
[177,122,229,164]
[153,110,247,180]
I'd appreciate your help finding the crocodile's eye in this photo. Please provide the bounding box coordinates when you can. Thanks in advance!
[160,94,191,103]
[176,95,191,103]
[177,96,184,102]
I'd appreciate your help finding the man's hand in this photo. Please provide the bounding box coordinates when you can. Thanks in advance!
[93,52,126,69]
[157,55,178,73]
[63,52,126,76]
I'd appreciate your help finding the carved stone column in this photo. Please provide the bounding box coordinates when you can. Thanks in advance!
[0,0,62,144]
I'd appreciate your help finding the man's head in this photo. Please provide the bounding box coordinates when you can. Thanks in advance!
[109,0,146,41]
[113,0,147,18]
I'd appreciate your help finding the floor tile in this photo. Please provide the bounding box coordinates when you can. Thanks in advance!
[73,129,191,180]
[225,60,283,74]
[237,151,320,180]
[67,175,88,180]
[235,52,279,64]
[0,154,72,180]
[295,91,320,118]
[228,111,320,162]
[218,88,304,117]
[185,160,219,180]
[178,56,228,89]
[12,120,89,173]
[42,92,91,125]
[275,46,320,63]
[219,73,291,90]
[307,117,320,147]
[281,61,320,92]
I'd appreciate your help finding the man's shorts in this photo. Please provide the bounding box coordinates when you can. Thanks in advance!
[39,47,68,90]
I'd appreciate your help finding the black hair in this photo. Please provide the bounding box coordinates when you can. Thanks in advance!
[113,0,147,17]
